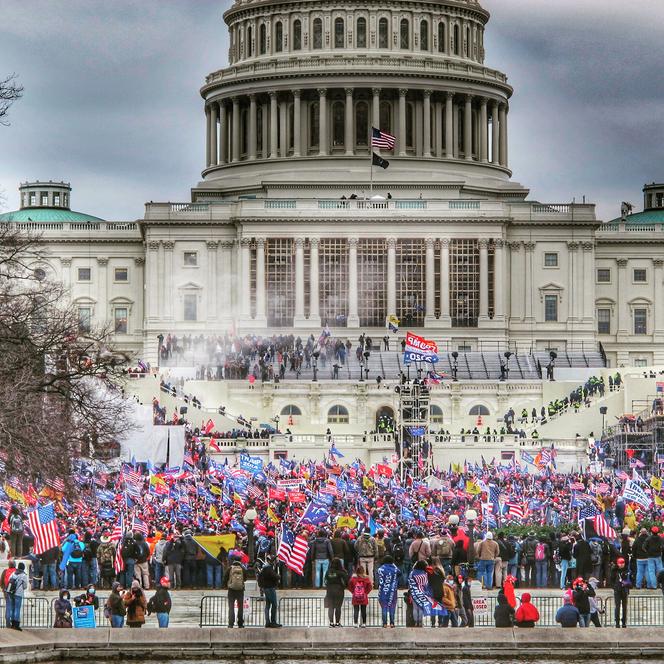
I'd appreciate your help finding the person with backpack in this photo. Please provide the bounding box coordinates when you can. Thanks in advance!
[557,535,573,589]
[495,532,513,589]
[310,528,334,589]
[40,544,60,591]
[81,531,99,587]
[97,531,117,589]
[120,533,138,590]
[182,529,199,588]
[355,531,378,581]
[147,576,172,628]
[163,533,185,590]
[8,507,24,558]
[521,532,538,587]
[105,581,127,628]
[5,561,28,630]
[377,554,399,628]
[387,531,406,587]
[324,557,348,627]
[257,555,281,628]
[588,538,603,582]
[408,531,431,566]
[476,532,499,590]
[61,530,85,589]
[432,530,455,575]
[348,564,373,627]
[534,538,550,588]
[133,532,151,589]
[223,559,247,628]
[1,561,16,627]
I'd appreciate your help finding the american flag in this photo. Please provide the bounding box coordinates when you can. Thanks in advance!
[46,478,65,493]
[593,513,617,539]
[570,482,585,491]
[132,515,148,537]
[277,526,308,576]
[247,485,264,502]
[112,514,125,574]
[578,504,600,526]
[506,502,524,519]
[27,503,60,555]
[371,127,396,150]
[122,466,142,485]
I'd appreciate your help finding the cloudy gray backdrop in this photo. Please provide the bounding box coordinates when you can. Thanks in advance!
[1,0,662,221]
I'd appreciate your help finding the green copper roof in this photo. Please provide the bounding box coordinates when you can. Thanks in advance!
[0,207,105,222]
[606,209,664,225]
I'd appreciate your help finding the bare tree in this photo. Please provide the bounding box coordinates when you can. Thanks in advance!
[0,224,134,484]
[0,74,23,126]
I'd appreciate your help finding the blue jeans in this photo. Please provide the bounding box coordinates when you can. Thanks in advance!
[154,562,165,585]
[559,560,570,589]
[123,559,136,589]
[442,610,458,627]
[8,594,22,624]
[157,612,169,628]
[207,564,222,589]
[263,587,277,626]
[579,612,590,627]
[67,562,83,589]
[43,563,58,590]
[3,592,10,626]
[647,557,662,589]
[111,614,124,628]
[477,560,495,590]
[536,560,548,587]
[83,559,98,586]
[507,562,518,579]
[381,605,396,626]
[314,559,329,588]
[636,559,650,589]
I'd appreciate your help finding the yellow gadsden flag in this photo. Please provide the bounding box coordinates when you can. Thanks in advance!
[650,476,662,492]
[193,534,236,560]
[465,480,482,495]
[336,516,357,529]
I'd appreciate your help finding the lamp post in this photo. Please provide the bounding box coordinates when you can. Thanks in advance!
[548,351,557,381]
[451,351,459,382]
[243,507,258,563]
[600,405,608,437]
[364,350,371,381]
[502,351,512,381]
[312,351,319,382]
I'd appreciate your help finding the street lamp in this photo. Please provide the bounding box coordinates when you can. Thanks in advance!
[548,351,557,381]
[363,350,371,381]
[600,405,608,436]
[451,351,459,382]
[312,351,319,382]
[501,351,512,381]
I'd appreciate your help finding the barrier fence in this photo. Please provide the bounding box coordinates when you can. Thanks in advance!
[0,597,52,628]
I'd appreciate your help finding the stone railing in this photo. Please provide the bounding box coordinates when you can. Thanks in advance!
[3,220,140,235]
[597,221,662,234]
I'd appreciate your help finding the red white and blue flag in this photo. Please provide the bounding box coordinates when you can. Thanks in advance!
[27,503,60,555]
[371,127,396,150]
[277,526,308,576]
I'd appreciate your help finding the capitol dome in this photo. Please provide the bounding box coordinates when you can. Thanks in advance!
[196,0,523,199]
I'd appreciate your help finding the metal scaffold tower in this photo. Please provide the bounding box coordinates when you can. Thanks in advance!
[397,381,432,480]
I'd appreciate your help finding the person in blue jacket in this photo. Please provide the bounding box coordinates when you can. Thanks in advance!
[555,595,581,627]
[60,531,85,589]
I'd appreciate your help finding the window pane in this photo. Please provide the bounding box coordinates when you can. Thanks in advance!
[597,308,610,334]
[184,251,197,266]
[334,18,344,48]
[420,20,428,50]
[78,267,91,281]
[275,22,283,52]
[397,240,425,327]
[378,18,388,48]
[450,240,479,327]
[438,23,445,52]
[114,308,128,334]
[358,239,387,326]
[400,19,409,49]
[260,24,266,54]
[266,239,295,326]
[309,102,319,149]
[114,267,128,282]
[313,18,322,49]
[597,268,610,283]
[78,307,91,333]
[293,20,301,50]
[355,102,368,146]
[544,294,558,321]
[634,308,647,334]
[184,294,197,321]
[320,239,348,327]
[356,18,367,47]
[634,268,647,282]
[544,253,558,267]
[332,102,344,147]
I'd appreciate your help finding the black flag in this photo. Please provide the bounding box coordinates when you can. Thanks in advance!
[372,152,390,169]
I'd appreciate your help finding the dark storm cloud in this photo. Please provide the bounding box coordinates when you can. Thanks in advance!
[1,0,662,221]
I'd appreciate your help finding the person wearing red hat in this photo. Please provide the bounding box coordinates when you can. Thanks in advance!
[147,576,172,628]
[611,557,631,628]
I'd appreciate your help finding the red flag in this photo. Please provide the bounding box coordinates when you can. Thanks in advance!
[376,464,393,478]
[268,488,287,502]
[203,419,215,435]
[288,491,306,503]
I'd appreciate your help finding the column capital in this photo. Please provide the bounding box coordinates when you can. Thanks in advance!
[268,90,277,99]
[479,96,488,105]
[344,87,354,97]
[134,256,145,266]
[524,241,536,252]
[439,238,450,246]
[97,256,109,266]
[292,89,302,98]
[240,237,252,247]
[386,237,397,248]
[310,237,319,247]
[478,238,489,249]
[371,87,381,96]
[399,88,408,97]
[494,238,504,248]
[423,89,433,98]
[445,91,454,100]
[582,241,594,252]
[163,241,175,251]
[148,241,160,251]
[348,237,359,248]
[566,241,580,251]
[248,93,257,102]
[255,237,266,248]
[60,257,72,266]
[220,239,236,248]
[465,93,474,103]
[654,259,664,268]
[617,258,628,268]
[507,241,521,252]
[230,96,240,105]
[206,240,219,250]
[425,237,435,247]
[317,88,327,98]
[294,237,305,247]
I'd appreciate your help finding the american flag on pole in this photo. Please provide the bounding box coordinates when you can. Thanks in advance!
[506,502,524,520]
[112,515,125,574]
[371,127,396,150]
[27,503,60,555]
[593,513,617,539]
[132,515,148,537]
[277,526,308,576]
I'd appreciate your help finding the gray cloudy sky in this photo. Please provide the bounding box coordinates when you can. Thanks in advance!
[1,0,662,221]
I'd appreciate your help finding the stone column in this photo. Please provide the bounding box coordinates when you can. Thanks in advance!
[478,238,489,322]
[309,238,321,326]
[445,92,454,158]
[372,88,380,130]
[567,241,579,322]
[508,242,523,322]
[582,242,594,323]
[398,89,407,156]
[294,238,306,325]
[491,101,500,165]
[422,90,432,158]
[424,238,435,324]
[345,88,354,155]
[269,92,278,158]
[279,99,288,158]
[157,242,165,320]
[147,241,159,320]
[133,257,145,332]
[219,241,233,323]
[232,97,240,162]
[206,241,218,321]
[523,241,535,322]
[439,238,451,325]
[240,238,251,321]
[261,101,269,157]
[97,257,108,324]
[210,103,218,166]
[205,106,211,167]
[248,94,257,160]
[655,259,664,338]
[219,102,228,165]
[347,238,360,327]
[494,239,505,321]
[318,88,328,156]
[464,95,473,160]
[499,103,508,167]
[163,241,174,321]
[479,97,488,163]
[255,238,267,325]
[293,90,302,157]
[616,258,629,336]
[387,238,397,319]
[435,100,443,158]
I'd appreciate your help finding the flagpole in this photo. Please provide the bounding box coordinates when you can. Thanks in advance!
[370,136,374,197]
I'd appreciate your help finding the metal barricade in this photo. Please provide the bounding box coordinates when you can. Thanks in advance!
[50,595,107,627]
[199,594,265,627]
[604,594,664,627]
[0,596,52,628]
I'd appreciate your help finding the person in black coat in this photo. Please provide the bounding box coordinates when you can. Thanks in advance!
[611,557,631,628]
[324,558,348,627]
[573,538,593,580]
[572,577,595,627]
[494,590,514,627]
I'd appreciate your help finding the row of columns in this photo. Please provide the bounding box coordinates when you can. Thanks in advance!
[205,89,509,168]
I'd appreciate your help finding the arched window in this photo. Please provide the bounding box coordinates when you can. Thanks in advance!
[259,23,266,55]
[281,405,302,416]
[406,102,414,149]
[328,405,349,424]
[438,22,445,53]
[468,404,490,416]
[332,101,344,147]
[379,101,392,136]
[334,17,344,48]
[275,21,283,52]
[400,18,410,49]
[453,24,460,56]
[293,19,302,50]
[420,20,429,51]
[378,18,389,48]
[465,26,471,57]
[355,101,369,146]
[309,102,319,149]
[313,18,323,49]
[247,25,253,57]
[430,405,444,423]
[375,406,395,429]
[356,17,367,48]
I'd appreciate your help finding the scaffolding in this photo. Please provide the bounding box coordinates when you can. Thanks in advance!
[397,381,431,480]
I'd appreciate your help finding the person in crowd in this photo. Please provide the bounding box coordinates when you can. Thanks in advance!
[120,532,138,590]
[572,577,595,627]
[54,589,73,628]
[8,507,24,558]
[611,557,631,628]
[164,533,184,590]
[310,528,333,589]
[152,535,168,588]
[257,555,281,628]
[534,537,551,588]
[377,554,399,628]
[646,526,663,589]
[124,580,148,628]
[514,593,540,627]
[476,532,499,590]
[0,534,11,562]
[182,529,199,588]
[427,557,446,627]
[1,561,16,628]
[61,530,85,589]
[324,557,348,627]
[133,531,151,589]
[460,575,474,627]
[147,576,172,628]
[355,531,378,582]
[521,531,538,587]
[558,535,573,590]
[494,589,515,627]
[556,595,581,627]
[407,560,430,628]
[82,531,99,587]
[573,534,593,582]
[348,564,373,628]
[441,574,458,627]
[74,584,99,610]
[97,531,117,590]
[105,582,126,628]
[5,561,28,631]
[223,559,247,628]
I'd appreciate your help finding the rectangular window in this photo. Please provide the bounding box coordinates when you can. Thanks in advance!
[184,294,197,321]
[597,308,610,334]
[29,193,36,206]
[634,308,647,335]
[53,193,60,206]
[544,252,558,267]
[78,307,91,334]
[457,344,472,352]
[633,268,647,283]
[183,251,198,267]
[597,268,611,283]
[634,358,648,367]
[544,294,558,322]
[114,267,128,282]
[77,267,91,282]
[40,192,48,206]
[114,307,128,334]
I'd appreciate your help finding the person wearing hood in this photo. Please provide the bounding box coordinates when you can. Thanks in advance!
[310,528,333,589]
[164,533,185,590]
[133,531,151,589]
[120,533,138,590]
[556,595,581,627]
[60,530,85,589]
[54,589,73,628]
[123,579,148,628]
[105,581,126,628]
[147,576,172,628]
[645,526,663,590]
[1,561,16,627]
[74,584,99,610]
[377,555,399,628]
[152,535,168,588]
[97,531,116,589]
[515,593,540,627]
[81,531,99,588]
[587,577,602,627]
[427,558,446,627]
[572,577,594,627]
[5,561,28,630]
[493,590,514,627]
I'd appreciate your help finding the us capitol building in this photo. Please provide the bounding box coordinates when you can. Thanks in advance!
[3,0,664,374]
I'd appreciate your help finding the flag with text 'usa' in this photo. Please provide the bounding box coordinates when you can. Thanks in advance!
[27,503,60,555]
[371,127,396,150]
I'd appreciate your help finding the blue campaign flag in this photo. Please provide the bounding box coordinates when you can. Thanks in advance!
[316,492,334,506]
[520,450,535,466]
[300,499,330,526]
[125,493,135,508]
[368,516,386,535]
[409,426,426,436]
[280,457,293,470]
[330,443,345,458]
[240,453,264,475]
[230,518,247,534]
[254,471,267,484]
[403,350,439,365]
[401,506,415,521]
[336,478,347,493]
[95,489,115,503]
[98,508,116,520]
